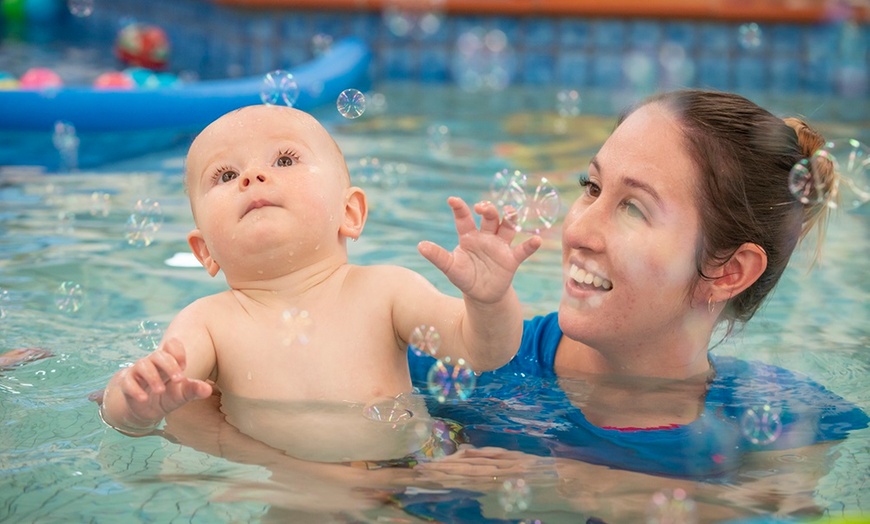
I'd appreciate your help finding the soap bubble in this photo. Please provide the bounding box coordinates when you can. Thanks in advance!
[68,0,94,17]
[740,404,783,445]
[514,178,561,234]
[55,281,84,314]
[818,139,870,211]
[89,191,111,217]
[647,488,698,524]
[738,22,763,50]
[556,89,581,117]
[136,320,162,351]
[281,308,313,346]
[452,28,515,92]
[427,358,476,403]
[409,325,441,357]
[0,288,9,319]
[125,198,163,247]
[490,169,527,209]
[310,33,333,57]
[52,121,79,172]
[260,70,299,107]
[498,478,531,512]
[337,88,366,119]
[363,396,414,424]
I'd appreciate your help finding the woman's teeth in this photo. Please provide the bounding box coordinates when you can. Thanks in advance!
[570,264,613,290]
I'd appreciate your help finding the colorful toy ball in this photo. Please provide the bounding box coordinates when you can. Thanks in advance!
[19,67,62,89]
[93,71,135,90]
[115,23,170,70]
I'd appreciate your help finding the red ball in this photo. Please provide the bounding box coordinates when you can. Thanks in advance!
[19,67,63,89]
[115,23,170,70]
[93,71,135,90]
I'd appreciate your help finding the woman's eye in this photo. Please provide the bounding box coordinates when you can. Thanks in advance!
[274,155,295,167]
[579,177,601,198]
[622,201,646,220]
[219,170,239,183]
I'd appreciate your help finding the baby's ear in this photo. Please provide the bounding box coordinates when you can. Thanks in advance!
[187,229,221,277]
[339,187,368,241]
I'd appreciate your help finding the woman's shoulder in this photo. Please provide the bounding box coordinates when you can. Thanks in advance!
[708,354,870,445]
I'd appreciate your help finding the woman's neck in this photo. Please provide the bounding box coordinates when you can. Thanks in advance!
[552,335,712,380]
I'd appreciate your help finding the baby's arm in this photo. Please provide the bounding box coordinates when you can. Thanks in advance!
[413,196,541,370]
[100,305,216,436]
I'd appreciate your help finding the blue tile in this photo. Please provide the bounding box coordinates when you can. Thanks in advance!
[697,54,731,90]
[628,21,662,48]
[697,23,733,53]
[592,20,627,51]
[559,19,592,48]
[524,17,556,47]
[591,51,625,89]
[520,51,555,84]
[663,22,696,48]
[734,56,766,90]
[556,51,590,86]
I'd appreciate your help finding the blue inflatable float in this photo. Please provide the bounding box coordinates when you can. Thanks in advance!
[0,37,371,169]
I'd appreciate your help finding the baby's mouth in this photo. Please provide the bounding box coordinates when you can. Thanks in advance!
[243,199,274,217]
[569,264,613,290]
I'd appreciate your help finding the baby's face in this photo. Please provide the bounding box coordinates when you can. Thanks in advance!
[184,105,352,276]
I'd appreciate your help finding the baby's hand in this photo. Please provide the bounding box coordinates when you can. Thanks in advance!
[107,339,212,434]
[418,196,541,303]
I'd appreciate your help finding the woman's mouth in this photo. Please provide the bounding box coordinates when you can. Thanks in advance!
[568,264,613,291]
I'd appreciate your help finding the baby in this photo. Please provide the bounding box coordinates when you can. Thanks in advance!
[99,104,541,461]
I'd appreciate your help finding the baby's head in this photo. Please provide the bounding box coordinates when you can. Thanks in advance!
[183,104,367,280]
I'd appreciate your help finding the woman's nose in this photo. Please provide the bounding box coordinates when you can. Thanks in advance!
[563,200,606,252]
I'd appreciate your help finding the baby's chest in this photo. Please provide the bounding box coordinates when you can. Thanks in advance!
[209,311,407,400]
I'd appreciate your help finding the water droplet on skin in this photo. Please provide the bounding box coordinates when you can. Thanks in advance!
[247,371,252,380]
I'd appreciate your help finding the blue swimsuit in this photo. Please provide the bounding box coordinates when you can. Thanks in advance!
[409,312,870,480]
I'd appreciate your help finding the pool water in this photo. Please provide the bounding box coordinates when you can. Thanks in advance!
[1,83,868,523]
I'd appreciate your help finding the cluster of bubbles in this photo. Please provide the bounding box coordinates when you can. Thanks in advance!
[739,404,783,445]
[489,169,561,234]
[788,138,870,211]
[350,156,406,189]
[280,308,313,346]
[452,28,515,93]
[382,0,444,39]
[497,478,532,513]
[410,324,477,403]
[125,198,164,247]
[67,0,94,17]
[646,488,698,524]
[0,288,10,319]
[136,320,163,351]
[54,281,84,314]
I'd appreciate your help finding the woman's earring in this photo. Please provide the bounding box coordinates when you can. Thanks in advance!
[708,295,715,314]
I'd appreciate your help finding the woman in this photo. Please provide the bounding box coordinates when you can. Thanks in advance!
[407,89,868,520]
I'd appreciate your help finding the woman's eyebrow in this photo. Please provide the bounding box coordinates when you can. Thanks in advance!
[590,155,664,209]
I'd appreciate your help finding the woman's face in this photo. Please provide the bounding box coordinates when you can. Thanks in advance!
[559,102,708,357]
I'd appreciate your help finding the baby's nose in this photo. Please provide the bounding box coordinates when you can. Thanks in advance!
[240,172,267,188]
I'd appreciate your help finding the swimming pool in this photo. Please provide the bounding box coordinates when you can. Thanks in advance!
[2,1,870,522]
[1,79,868,522]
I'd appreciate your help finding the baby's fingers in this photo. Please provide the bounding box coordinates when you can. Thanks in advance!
[417,240,453,274]
[512,235,542,264]
[473,200,501,235]
[446,196,478,237]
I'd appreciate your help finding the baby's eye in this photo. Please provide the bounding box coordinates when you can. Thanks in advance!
[274,155,295,167]
[212,167,239,184]
[274,150,300,167]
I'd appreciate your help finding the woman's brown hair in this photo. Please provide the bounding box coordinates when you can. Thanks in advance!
[619,89,835,329]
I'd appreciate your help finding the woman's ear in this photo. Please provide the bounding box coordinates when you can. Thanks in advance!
[187,229,221,277]
[709,242,768,302]
[339,186,368,241]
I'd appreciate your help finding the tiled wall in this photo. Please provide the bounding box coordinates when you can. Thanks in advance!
[74,0,868,98]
